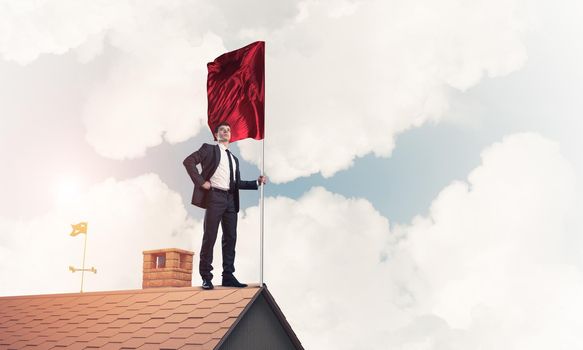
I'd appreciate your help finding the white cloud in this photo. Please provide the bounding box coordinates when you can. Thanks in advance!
[238,0,529,182]
[0,125,579,348]
[82,30,224,158]
[234,187,394,349]
[233,133,582,349]
[3,2,580,346]
[1,0,528,174]
[386,133,581,349]
[75,1,228,159]
[1,0,227,159]
[0,173,199,296]
[0,0,120,64]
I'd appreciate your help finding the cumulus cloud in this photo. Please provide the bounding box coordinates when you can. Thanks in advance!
[75,1,227,159]
[238,0,529,182]
[82,30,224,158]
[234,187,395,349]
[232,133,581,349]
[1,0,227,159]
[1,0,528,175]
[386,133,581,349]
[0,173,199,296]
[0,124,579,348]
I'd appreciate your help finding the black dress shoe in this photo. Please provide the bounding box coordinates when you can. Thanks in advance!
[222,275,247,288]
[202,279,214,290]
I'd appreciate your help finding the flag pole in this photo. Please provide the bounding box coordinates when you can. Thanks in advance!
[260,139,265,286]
[260,43,266,286]
[80,232,87,292]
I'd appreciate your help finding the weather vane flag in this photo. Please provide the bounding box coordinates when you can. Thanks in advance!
[70,222,87,236]
[206,41,267,285]
[207,41,265,142]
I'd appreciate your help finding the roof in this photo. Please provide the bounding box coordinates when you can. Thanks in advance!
[0,285,265,349]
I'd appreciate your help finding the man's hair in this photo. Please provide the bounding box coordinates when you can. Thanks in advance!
[214,121,231,133]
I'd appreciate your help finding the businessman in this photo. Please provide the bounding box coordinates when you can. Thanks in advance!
[183,122,267,289]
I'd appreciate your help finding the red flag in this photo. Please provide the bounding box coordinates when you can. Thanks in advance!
[207,41,265,142]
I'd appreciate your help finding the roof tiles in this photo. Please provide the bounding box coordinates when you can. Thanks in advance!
[0,285,261,349]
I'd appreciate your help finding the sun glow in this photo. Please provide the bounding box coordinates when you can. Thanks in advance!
[53,175,85,208]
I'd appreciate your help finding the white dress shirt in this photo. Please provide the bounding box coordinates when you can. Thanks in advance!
[210,143,237,190]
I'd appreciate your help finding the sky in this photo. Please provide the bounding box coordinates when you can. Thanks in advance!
[1,0,582,349]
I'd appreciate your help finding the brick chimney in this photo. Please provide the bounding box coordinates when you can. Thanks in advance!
[142,248,194,288]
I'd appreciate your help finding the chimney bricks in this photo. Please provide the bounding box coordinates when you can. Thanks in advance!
[142,248,194,289]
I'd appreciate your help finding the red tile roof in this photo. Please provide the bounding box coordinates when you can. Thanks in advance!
[0,285,262,349]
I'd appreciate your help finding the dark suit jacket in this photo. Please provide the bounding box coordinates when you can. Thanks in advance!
[183,143,258,213]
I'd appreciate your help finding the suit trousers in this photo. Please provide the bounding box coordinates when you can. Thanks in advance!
[199,189,238,280]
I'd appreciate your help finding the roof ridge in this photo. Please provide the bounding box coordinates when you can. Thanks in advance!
[0,283,263,300]
[0,283,264,350]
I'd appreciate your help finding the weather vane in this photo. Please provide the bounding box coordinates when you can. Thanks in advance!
[68,222,97,293]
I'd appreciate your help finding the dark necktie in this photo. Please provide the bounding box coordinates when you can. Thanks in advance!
[225,149,235,190]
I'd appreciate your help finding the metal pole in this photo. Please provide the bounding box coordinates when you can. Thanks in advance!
[260,139,265,286]
[260,42,266,286]
[80,233,88,293]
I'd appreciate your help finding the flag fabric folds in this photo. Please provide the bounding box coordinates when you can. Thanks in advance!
[207,41,265,142]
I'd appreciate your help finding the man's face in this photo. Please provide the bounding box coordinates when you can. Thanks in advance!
[216,125,231,142]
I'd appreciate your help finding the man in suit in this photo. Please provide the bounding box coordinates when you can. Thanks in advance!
[183,122,267,289]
